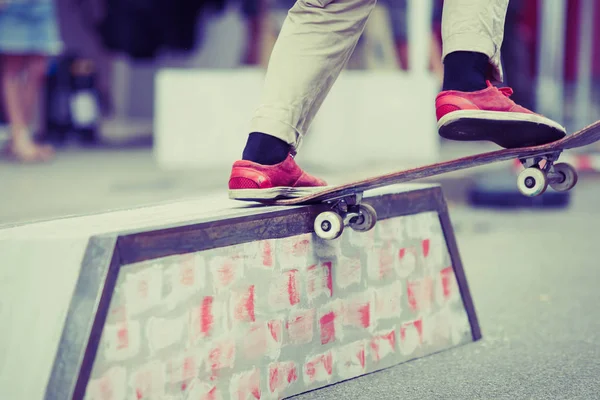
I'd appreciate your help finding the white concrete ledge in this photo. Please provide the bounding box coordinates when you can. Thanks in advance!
[0,184,479,400]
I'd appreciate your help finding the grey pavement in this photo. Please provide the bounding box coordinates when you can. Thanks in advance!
[2,145,600,399]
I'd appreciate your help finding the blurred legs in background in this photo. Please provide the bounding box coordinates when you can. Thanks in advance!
[1,54,54,161]
[0,1,63,162]
[499,0,535,111]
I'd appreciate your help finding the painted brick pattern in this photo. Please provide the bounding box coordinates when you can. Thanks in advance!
[85,211,472,400]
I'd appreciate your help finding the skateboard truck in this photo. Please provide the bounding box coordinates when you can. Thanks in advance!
[313,192,377,240]
[516,151,578,196]
[312,151,578,239]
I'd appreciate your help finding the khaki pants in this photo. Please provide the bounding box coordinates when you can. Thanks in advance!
[249,0,510,150]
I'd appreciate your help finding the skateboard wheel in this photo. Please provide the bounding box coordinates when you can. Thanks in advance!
[349,204,377,232]
[517,167,548,196]
[314,211,344,240]
[549,163,578,192]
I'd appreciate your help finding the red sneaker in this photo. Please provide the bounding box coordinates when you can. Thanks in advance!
[228,153,328,200]
[436,81,566,148]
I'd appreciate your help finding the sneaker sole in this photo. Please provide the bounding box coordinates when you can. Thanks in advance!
[438,110,567,148]
[228,186,331,201]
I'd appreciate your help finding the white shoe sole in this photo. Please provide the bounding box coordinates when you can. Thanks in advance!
[229,186,332,201]
[438,110,566,133]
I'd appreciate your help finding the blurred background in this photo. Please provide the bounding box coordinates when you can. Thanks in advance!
[1,0,599,224]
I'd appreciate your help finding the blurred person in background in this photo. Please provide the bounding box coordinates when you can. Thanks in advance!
[0,0,62,162]
[227,0,568,201]
[500,0,535,111]
[380,0,444,82]
[247,0,294,67]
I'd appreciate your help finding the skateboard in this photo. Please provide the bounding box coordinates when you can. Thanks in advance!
[255,120,600,240]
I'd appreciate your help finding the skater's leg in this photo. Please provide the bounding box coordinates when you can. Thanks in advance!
[435,0,566,149]
[229,0,377,200]
[243,0,377,163]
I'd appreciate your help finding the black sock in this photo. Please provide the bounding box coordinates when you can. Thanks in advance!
[442,51,489,92]
[242,132,291,165]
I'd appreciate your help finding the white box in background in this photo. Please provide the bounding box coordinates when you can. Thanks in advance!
[297,70,440,170]
[154,69,265,171]
[154,68,440,172]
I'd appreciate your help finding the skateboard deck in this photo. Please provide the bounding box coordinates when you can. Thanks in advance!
[248,119,600,240]
[259,119,600,207]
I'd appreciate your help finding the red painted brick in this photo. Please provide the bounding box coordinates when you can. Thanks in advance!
[268,361,298,394]
[303,351,333,384]
[286,309,314,345]
[306,262,333,301]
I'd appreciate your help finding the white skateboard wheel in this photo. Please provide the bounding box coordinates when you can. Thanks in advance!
[549,163,578,192]
[314,211,344,240]
[517,167,548,196]
[349,204,377,232]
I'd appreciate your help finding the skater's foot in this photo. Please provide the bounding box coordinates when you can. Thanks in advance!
[228,152,328,201]
[436,80,566,148]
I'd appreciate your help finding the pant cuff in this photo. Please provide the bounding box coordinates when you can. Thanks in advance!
[249,116,300,149]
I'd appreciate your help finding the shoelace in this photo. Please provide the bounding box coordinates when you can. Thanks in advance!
[486,80,514,97]
[498,87,514,97]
